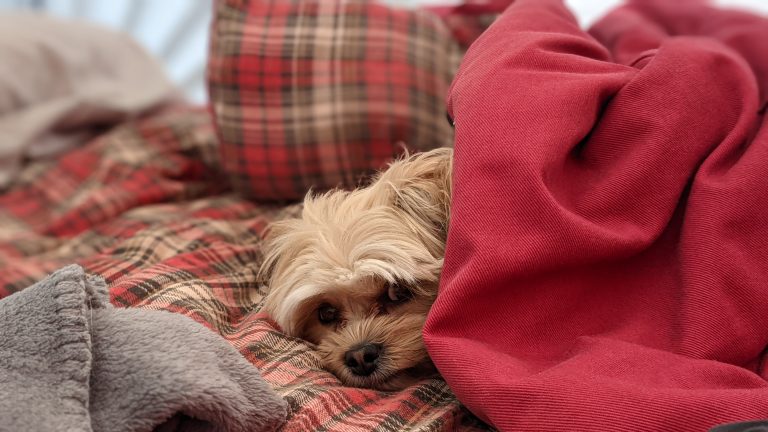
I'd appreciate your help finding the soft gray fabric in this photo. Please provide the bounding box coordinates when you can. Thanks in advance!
[0,265,287,432]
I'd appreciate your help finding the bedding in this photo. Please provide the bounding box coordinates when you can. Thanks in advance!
[426,0,512,49]
[0,106,488,431]
[424,0,768,430]
[0,265,286,432]
[208,0,461,202]
[0,2,494,430]
[0,12,180,190]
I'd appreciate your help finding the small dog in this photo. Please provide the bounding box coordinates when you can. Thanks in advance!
[259,148,452,390]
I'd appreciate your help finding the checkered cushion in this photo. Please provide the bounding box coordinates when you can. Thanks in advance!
[207,0,461,202]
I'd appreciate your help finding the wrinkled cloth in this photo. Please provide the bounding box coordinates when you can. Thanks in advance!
[425,0,768,430]
[0,265,287,432]
[0,12,179,188]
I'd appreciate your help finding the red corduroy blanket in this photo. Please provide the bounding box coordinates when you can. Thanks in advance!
[424,0,768,430]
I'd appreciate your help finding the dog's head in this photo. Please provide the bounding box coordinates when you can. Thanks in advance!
[260,148,452,390]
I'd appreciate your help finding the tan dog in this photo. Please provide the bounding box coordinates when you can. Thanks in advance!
[259,148,452,390]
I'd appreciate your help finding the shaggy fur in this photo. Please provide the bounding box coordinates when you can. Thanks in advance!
[260,148,452,390]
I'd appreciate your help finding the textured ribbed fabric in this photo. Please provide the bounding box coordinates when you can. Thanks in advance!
[424,0,768,430]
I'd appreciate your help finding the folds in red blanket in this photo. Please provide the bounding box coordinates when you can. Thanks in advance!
[424,0,768,430]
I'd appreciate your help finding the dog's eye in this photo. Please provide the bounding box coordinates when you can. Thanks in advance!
[385,282,413,305]
[317,303,340,325]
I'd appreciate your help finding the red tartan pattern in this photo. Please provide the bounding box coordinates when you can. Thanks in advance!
[207,0,462,202]
[0,107,490,431]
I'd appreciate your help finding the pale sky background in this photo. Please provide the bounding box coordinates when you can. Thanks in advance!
[0,0,765,102]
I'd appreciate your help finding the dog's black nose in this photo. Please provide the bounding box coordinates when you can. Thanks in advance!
[344,343,382,376]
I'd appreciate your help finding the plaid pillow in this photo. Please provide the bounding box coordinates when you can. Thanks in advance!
[208,0,461,202]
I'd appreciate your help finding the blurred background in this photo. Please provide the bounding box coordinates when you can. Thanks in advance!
[0,0,765,104]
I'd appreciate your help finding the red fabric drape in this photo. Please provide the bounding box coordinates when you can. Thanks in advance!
[424,0,768,430]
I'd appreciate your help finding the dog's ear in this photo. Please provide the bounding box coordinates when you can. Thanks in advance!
[258,218,300,286]
[374,147,453,253]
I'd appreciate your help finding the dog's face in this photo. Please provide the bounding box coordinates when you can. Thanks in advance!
[260,148,452,390]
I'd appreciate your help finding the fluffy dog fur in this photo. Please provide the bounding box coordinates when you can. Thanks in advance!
[259,148,452,390]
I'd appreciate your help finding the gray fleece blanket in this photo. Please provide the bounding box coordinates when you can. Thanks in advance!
[0,265,287,432]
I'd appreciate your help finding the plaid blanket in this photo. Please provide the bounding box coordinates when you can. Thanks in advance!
[0,107,489,431]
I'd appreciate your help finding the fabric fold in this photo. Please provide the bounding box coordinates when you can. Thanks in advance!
[425,0,768,430]
[0,265,287,432]
[0,12,180,189]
